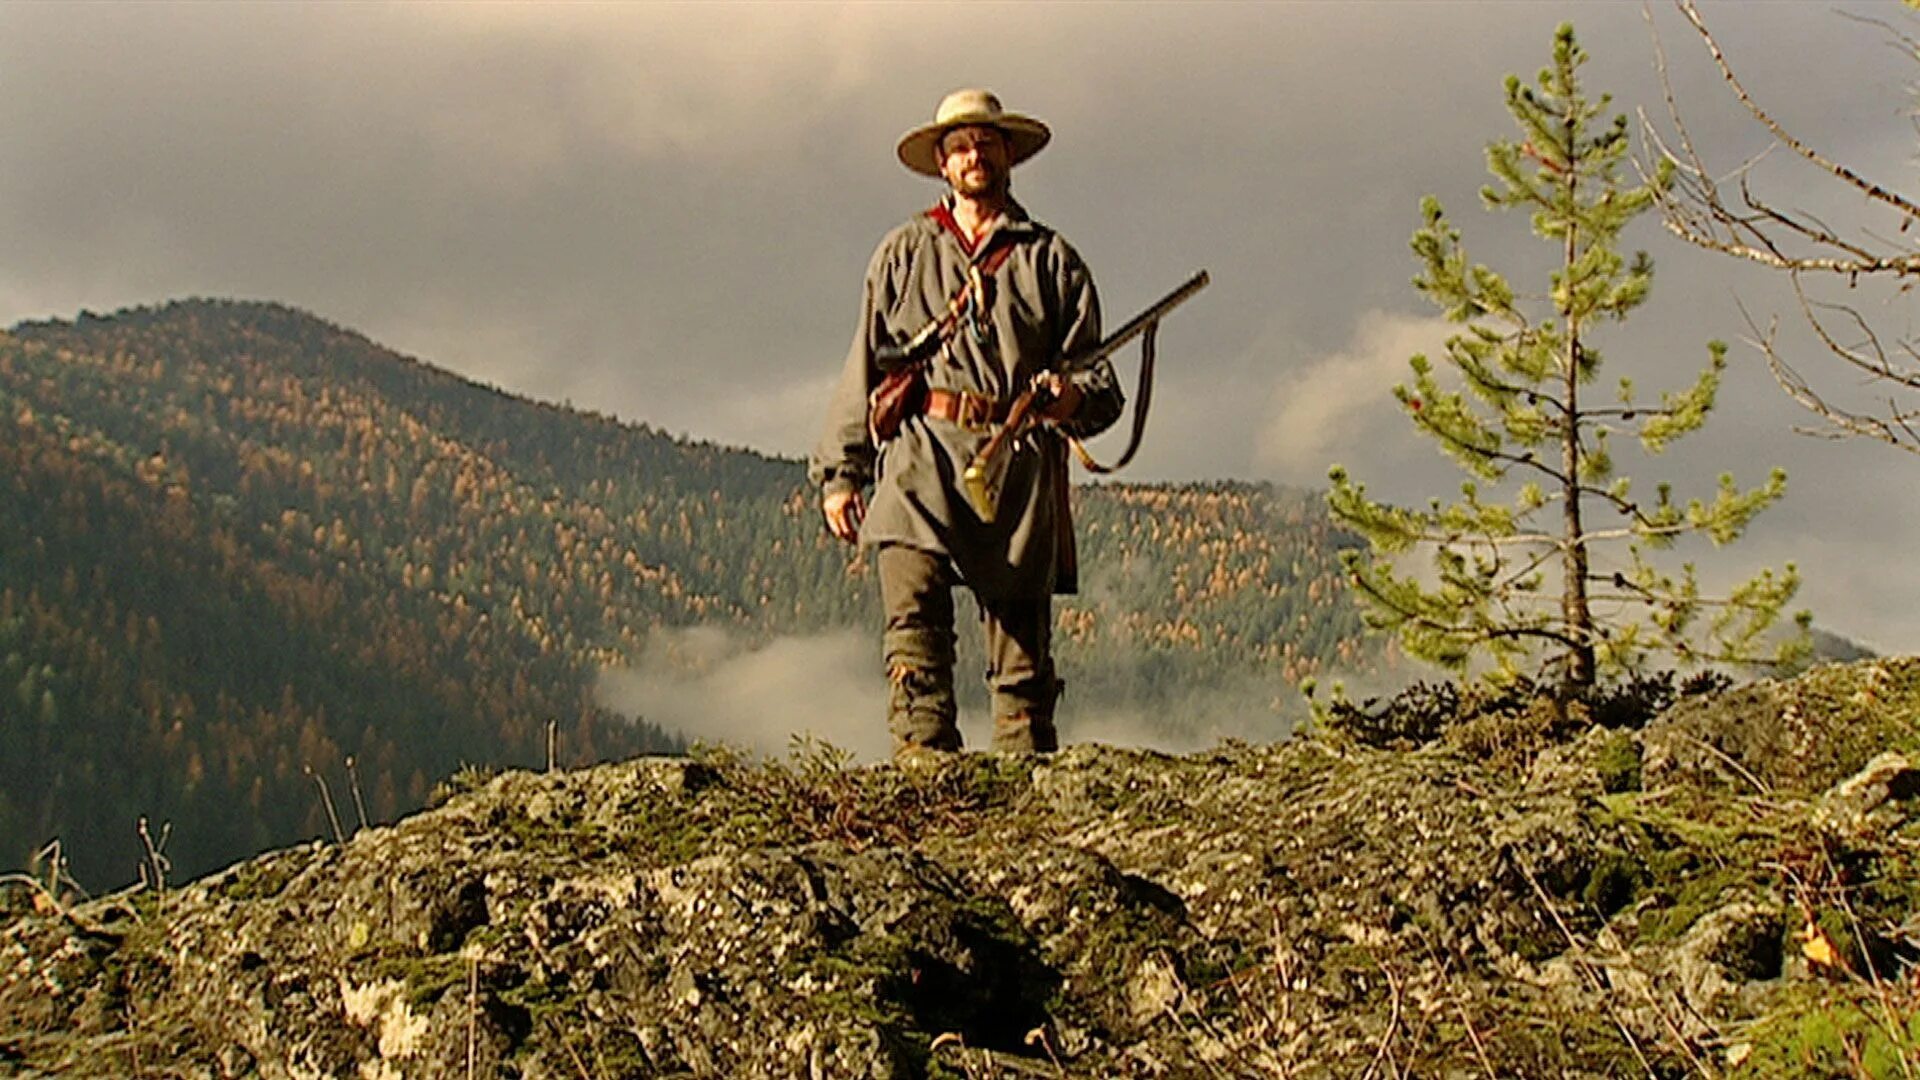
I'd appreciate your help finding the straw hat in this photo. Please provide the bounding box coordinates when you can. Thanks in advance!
[895,89,1051,178]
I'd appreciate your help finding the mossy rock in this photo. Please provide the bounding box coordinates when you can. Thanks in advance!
[1643,659,1920,796]
[5,660,1919,1077]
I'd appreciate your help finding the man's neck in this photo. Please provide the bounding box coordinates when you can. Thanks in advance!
[948,192,1008,244]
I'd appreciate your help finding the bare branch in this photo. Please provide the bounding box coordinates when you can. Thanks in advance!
[1643,0,1712,192]
[1737,294,1920,455]
[1836,8,1920,59]
[1493,544,1562,595]
[1676,0,1920,223]
[1406,530,1562,549]
[1736,174,1905,270]
[1647,2,1920,282]
[1796,280,1920,391]
[1576,523,1698,544]
[1583,591,1782,611]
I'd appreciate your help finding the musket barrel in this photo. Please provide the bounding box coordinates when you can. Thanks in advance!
[1070,270,1210,368]
[965,269,1210,519]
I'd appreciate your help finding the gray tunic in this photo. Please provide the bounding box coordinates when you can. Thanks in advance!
[809,199,1123,598]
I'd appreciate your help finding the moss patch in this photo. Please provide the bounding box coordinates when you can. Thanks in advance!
[1737,981,1920,1079]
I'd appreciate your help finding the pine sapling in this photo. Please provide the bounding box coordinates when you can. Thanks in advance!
[1328,23,1808,692]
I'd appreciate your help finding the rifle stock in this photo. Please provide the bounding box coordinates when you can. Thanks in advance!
[962,389,1047,523]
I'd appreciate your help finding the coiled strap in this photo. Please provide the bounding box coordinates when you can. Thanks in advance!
[1069,323,1156,475]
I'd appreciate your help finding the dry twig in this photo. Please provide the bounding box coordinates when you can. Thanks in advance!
[1641,0,1920,456]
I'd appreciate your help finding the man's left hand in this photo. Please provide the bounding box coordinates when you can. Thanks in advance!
[1036,373,1082,423]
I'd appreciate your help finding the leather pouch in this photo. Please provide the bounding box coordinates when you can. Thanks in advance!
[868,364,926,444]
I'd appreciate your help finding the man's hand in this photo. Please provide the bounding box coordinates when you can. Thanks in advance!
[823,487,866,544]
[1036,372,1083,423]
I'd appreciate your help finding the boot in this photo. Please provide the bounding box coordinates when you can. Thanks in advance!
[888,663,960,757]
[991,678,1061,753]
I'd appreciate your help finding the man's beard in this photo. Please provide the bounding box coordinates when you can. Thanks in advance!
[951,167,1008,200]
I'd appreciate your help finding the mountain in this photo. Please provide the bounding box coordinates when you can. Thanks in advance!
[4,659,1915,1076]
[0,300,1382,890]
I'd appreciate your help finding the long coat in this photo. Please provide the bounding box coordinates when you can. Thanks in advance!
[809,198,1124,598]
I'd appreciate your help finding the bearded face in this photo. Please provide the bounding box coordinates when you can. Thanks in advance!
[937,125,1011,200]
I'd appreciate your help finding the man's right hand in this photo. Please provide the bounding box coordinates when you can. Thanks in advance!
[823,488,866,545]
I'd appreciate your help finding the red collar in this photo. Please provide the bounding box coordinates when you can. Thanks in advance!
[927,203,996,257]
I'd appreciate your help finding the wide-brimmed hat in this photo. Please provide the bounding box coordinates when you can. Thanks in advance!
[895,89,1051,178]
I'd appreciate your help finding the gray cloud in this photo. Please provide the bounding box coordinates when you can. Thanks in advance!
[5,1,1918,651]
[1256,310,1453,485]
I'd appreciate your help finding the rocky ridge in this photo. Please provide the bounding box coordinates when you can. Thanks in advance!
[3,659,1918,1077]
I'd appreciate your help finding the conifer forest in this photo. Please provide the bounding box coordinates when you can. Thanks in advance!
[0,301,1380,888]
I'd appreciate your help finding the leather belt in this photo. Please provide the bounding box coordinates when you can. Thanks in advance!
[923,388,1010,432]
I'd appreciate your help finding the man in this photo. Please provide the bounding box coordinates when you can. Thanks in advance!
[809,89,1123,757]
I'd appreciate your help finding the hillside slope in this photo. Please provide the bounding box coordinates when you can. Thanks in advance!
[3,659,1916,1077]
[0,300,1379,889]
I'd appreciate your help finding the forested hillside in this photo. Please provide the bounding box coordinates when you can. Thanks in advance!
[0,300,1382,889]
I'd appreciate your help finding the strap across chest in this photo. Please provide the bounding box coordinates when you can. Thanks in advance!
[927,205,1016,318]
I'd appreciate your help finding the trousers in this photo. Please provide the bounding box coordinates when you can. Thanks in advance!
[876,542,1060,753]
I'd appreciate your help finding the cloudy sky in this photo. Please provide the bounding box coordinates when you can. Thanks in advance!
[5,1,1918,653]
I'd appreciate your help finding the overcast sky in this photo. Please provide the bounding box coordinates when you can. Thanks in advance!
[4,1,1918,654]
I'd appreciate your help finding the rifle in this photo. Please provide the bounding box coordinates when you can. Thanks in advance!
[963,270,1210,522]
